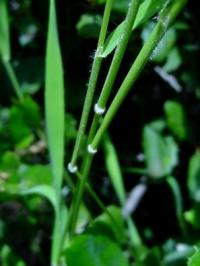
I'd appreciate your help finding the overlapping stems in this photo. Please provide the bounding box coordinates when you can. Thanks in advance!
[67,0,187,237]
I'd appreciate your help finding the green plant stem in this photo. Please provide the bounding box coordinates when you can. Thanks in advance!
[3,60,23,99]
[126,216,146,258]
[51,202,68,266]
[98,0,141,109]
[64,172,112,218]
[91,0,187,150]
[69,0,114,168]
[67,154,93,236]
[67,0,187,237]
[167,176,187,237]
[81,0,142,172]
[86,0,142,145]
[67,0,142,234]
[125,167,148,175]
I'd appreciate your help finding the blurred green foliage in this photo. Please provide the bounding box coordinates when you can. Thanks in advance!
[0,0,200,265]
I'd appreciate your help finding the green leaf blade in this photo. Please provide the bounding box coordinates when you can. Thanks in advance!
[164,101,189,141]
[103,134,126,205]
[45,0,65,195]
[102,0,166,57]
[0,0,10,61]
[143,124,178,178]
[188,248,200,266]
[19,185,58,214]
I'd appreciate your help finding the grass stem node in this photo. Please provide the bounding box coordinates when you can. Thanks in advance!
[67,163,78,174]
[94,103,106,115]
[87,144,98,154]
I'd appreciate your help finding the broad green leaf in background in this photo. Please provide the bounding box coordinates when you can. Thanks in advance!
[103,134,126,205]
[95,0,130,14]
[0,245,26,266]
[135,247,161,266]
[187,248,200,266]
[163,244,194,266]
[87,205,125,243]
[143,125,179,178]
[19,185,58,214]
[1,163,52,194]
[187,150,200,202]
[45,0,65,195]
[15,57,44,95]
[164,101,189,141]
[0,0,10,61]
[66,234,128,266]
[76,14,102,39]
[9,97,41,148]
[141,24,177,62]
[163,48,182,72]
[0,151,20,171]
[0,151,55,212]
[184,204,200,230]
[102,0,166,57]
[75,204,91,234]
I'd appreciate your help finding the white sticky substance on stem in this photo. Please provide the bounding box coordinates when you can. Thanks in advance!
[94,103,106,115]
[87,144,97,154]
[67,163,78,174]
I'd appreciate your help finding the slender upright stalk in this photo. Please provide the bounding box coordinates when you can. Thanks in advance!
[3,61,23,100]
[87,0,142,144]
[45,0,65,264]
[69,0,114,168]
[67,154,93,236]
[64,171,115,217]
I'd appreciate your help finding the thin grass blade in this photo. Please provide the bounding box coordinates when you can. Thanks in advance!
[103,133,126,205]
[0,0,10,61]
[45,0,65,196]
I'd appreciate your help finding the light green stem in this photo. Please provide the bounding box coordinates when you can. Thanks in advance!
[65,171,113,218]
[167,176,187,236]
[67,154,93,236]
[67,0,187,243]
[87,0,142,144]
[98,0,141,108]
[3,61,23,99]
[69,0,114,167]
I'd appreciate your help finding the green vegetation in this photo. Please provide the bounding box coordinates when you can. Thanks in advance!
[1,0,200,265]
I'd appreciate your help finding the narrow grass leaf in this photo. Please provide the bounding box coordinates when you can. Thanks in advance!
[19,185,58,214]
[102,0,166,57]
[45,0,65,195]
[0,0,10,61]
[187,150,200,202]
[51,203,68,265]
[102,135,145,256]
[103,134,126,205]
[167,176,186,235]
[0,0,23,99]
